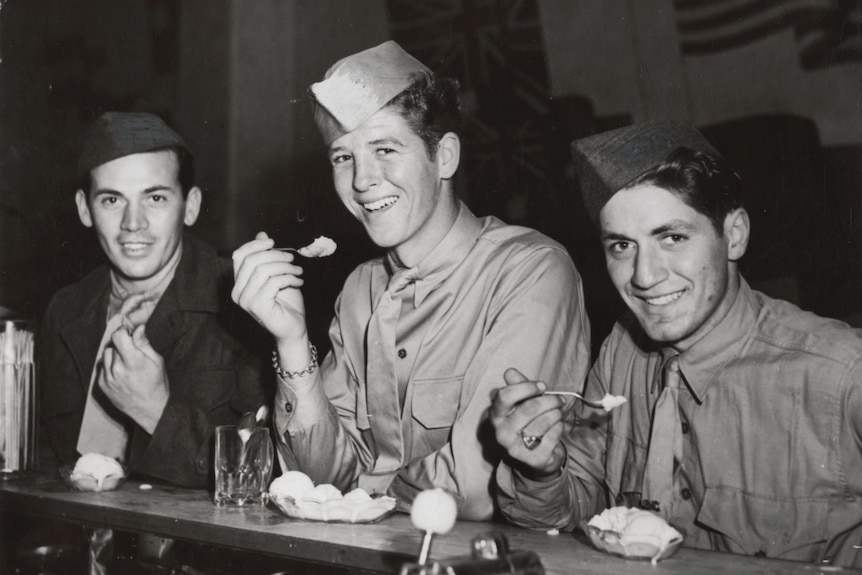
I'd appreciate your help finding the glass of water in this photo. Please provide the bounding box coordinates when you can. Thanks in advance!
[214,424,273,507]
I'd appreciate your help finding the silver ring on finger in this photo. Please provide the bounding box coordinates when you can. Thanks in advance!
[519,430,542,451]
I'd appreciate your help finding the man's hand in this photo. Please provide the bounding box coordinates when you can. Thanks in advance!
[99,323,169,434]
[232,231,309,344]
[490,368,567,480]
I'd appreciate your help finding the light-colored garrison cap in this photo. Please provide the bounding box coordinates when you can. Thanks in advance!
[571,120,721,222]
[310,40,431,145]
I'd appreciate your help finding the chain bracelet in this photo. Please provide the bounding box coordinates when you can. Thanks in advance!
[272,343,318,379]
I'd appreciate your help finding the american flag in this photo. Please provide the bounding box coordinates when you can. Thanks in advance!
[674,0,862,69]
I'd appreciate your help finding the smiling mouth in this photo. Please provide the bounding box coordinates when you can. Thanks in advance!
[641,290,685,306]
[120,241,152,254]
[362,196,398,212]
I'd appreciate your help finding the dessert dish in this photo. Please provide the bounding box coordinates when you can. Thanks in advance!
[582,506,683,565]
[269,470,396,523]
[61,453,126,492]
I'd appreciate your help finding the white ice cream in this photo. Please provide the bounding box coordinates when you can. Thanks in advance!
[269,470,315,500]
[297,236,337,258]
[71,453,124,484]
[600,393,627,411]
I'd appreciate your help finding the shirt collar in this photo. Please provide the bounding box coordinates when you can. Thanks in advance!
[676,277,760,402]
[384,201,483,306]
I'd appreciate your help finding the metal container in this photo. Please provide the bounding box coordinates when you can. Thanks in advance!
[0,319,37,475]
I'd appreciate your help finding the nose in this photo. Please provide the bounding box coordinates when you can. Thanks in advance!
[352,156,380,193]
[121,202,148,232]
[631,246,667,290]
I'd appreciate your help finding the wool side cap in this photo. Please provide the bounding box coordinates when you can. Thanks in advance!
[78,112,188,179]
[572,120,721,223]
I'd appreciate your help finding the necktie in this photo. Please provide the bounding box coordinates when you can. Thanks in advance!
[77,294,158,460]
[361,267,417,490]
[642,353,684,516]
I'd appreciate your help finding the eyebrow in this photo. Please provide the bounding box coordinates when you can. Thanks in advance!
[92,185,174,197]
[601,219,699,241]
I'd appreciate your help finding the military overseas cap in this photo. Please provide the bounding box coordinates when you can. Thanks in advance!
[572,120,721,223]
[310,40,431,145]
[77,112,188,179]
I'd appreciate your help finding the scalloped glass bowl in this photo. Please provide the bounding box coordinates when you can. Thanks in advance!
[59,464,126,493]
[269,493,397,523]
[580,520,683,565]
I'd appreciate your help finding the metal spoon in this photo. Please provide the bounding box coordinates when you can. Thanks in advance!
[543,390,609,410]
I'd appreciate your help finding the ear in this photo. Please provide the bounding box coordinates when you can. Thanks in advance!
[183,187,202,226]
[75,189,93,228]
[723,208,749,261]
[436,132,460,180]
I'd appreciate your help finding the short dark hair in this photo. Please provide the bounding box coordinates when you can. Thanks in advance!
[385,72,462,159]
[79,146,195,199]
[627,147,744,233]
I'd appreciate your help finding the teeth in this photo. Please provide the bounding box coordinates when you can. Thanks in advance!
[644,290,684,306]
[363,196,398,212]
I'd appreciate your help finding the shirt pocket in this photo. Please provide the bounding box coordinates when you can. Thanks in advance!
[411,376,462,430]
[697,486,828,560]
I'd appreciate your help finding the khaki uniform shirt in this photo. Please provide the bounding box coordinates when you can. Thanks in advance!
[276,203,591,520]
[497,279,862,567]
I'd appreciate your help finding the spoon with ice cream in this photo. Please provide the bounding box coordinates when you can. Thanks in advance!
[544,390,627,411]
[276,236,337,258]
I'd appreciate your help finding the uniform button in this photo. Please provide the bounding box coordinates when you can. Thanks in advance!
[284,401,293,413]
[681,487,692,500]
[681,421,689,434]
[398,348,407,359]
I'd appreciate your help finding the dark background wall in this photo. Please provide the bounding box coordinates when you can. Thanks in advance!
[2,0,861,355]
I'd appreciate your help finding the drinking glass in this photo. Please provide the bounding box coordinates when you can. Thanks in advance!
[1,319,37,476]
[213,424,273,507]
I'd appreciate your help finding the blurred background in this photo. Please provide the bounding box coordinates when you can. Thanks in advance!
[1,0,861,354]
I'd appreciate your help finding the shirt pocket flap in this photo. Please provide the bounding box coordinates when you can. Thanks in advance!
[411,376,462,429]
[698,487,828,559]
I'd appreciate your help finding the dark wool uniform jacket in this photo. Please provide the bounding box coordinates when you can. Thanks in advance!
[38,234,271,487]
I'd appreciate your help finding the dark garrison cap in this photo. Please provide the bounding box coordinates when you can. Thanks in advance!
[572,120,721,223]
[77,112,188,179]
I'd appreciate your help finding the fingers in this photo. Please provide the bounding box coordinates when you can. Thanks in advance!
[503,367,529,386]
[491,368,567,468]
[232,260,305,312]
[232,249,302,301]
[231,234,276,279]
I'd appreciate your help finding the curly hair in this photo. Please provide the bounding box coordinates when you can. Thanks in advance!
[385,72,462,159]
[627,147,744,233]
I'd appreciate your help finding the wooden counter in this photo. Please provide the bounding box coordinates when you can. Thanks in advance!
[0,474,857,575]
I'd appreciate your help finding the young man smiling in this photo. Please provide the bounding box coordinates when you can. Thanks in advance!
[491,121,862,567]
[231,41,591,520]
[39,112,267,487]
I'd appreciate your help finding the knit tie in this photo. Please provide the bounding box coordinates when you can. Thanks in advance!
[360,267,417,491]
[642,353,684,516]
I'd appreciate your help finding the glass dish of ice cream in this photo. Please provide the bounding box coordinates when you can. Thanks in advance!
[268,470,397,523]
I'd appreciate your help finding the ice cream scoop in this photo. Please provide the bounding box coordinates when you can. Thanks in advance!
[276,236,337,258]
[410,488,458,564]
